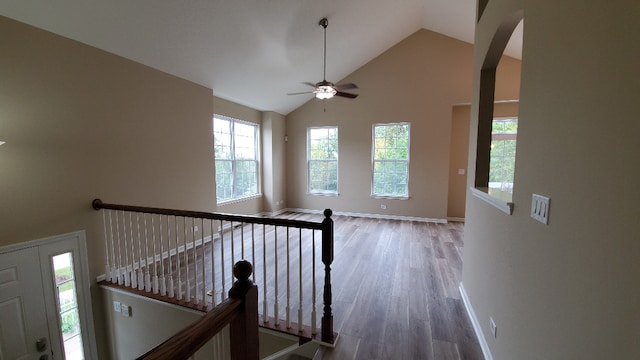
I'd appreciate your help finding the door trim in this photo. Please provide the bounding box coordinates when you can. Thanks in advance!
[0,231,98,359]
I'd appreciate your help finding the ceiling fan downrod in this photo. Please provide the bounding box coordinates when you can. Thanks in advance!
[320,18,328,82]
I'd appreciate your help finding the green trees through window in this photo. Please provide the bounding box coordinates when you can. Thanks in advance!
[307,127,338,194]
[213,115,259,203]
[489,118,517,193]
[372,123,410,198]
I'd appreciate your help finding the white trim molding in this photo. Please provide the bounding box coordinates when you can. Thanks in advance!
[459,282,493,360]
[471,187,514,215]
[286,208,448,224]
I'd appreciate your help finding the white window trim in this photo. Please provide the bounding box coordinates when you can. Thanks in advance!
[213,114,261,204]
[307,126,339,195]
[371,122,411,199]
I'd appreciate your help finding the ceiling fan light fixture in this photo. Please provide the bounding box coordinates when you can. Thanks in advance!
[315,85,337,99]
[287,18,358,100]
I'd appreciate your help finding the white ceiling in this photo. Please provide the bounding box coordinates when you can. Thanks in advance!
[0,0,521,115]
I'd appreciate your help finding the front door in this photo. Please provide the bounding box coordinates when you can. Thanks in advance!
[0,246,55,359]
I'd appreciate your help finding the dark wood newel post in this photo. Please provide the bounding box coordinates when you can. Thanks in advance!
[321,209,334,343]
[229,260,259,360]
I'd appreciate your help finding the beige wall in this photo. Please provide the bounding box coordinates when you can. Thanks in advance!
[0,16,214,358]
[103,289,225,359]
[261,111,287,213]
[462,0,640,358]
[286,29,520,219]
[447,105,471,219]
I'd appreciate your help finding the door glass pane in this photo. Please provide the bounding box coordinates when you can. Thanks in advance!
[53,252,85,360]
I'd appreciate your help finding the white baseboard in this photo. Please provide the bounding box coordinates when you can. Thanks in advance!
[459,282,493,360]
[287,207,448,223]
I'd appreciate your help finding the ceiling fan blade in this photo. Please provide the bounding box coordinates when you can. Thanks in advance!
[302,82,317,88]
[287,91,314,96]
[335,83,358,91]
[335,91,358,99]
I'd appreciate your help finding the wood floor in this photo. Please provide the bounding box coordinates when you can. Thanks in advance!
[281,213,483,360]
[114,212,483,359]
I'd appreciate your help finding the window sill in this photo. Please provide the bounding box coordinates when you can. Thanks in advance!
[307,191,339,197]
[217,193,263,206]
[370,195,410,200]
[470,187,514,215]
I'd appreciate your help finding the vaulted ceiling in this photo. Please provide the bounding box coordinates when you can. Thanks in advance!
[0,0,521,115]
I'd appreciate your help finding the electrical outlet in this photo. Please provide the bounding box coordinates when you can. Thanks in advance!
[113,301,121,313]
[193,225,199,232]
[381,204,387,210]
[121,304,131,317]
[489,317,497,338]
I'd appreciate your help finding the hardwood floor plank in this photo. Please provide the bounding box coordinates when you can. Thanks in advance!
[142,213,483,359]
[433,340,461,360]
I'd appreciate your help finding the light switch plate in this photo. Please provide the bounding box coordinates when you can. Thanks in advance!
[113,301,121,313]
[121,304,131,317]
[531,194,550,224]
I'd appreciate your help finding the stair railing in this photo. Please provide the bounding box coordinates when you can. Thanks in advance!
[137,260,258,360]
[92,199,335,343]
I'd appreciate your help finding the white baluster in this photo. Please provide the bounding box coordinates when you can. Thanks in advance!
[220,220,226,301]
[298,228,304,332]
[286,226,291,329]
[240,221,245,259]
[168,216,175,299]
[108,211,117,283]
[274,226,279,326]
[122,212,130,287]
[151,215,159,294]
[159,215,166,296]
[262,224,268,323]
[251,224,256,284]
[129,213,137,289]
[101,210,111,282]
[176,217,182,300]
[191,217,198,304]
[184,217,191,302]
[209,219,216,305]
[201,218,206,305]
[115,211,123,285]
[136,214,144,290]
[230,221,235,287]
[311,230,317,335]
[144,214,151,292]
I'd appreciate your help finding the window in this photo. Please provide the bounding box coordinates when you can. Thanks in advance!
[52,252,85,359]
[307,127,339,194]
[490,118,518,193]
[213,115,260,203]
[372,123,410,198]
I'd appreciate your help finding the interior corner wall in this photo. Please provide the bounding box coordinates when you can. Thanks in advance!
[447,105,471,219]
[462,0,640,359]
[0,16,214,358]
[261,111,287,214]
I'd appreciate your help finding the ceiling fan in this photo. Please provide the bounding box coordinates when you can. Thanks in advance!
[288,18,359,100]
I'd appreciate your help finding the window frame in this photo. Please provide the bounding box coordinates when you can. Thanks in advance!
[307,126,339,196]
[213,114,261,204]
[371,122,411,199]
[489,117,518,193]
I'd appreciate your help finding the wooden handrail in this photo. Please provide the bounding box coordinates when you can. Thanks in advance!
[93,198,322,230]
[137,261,259,360]
[94,198,336,344]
